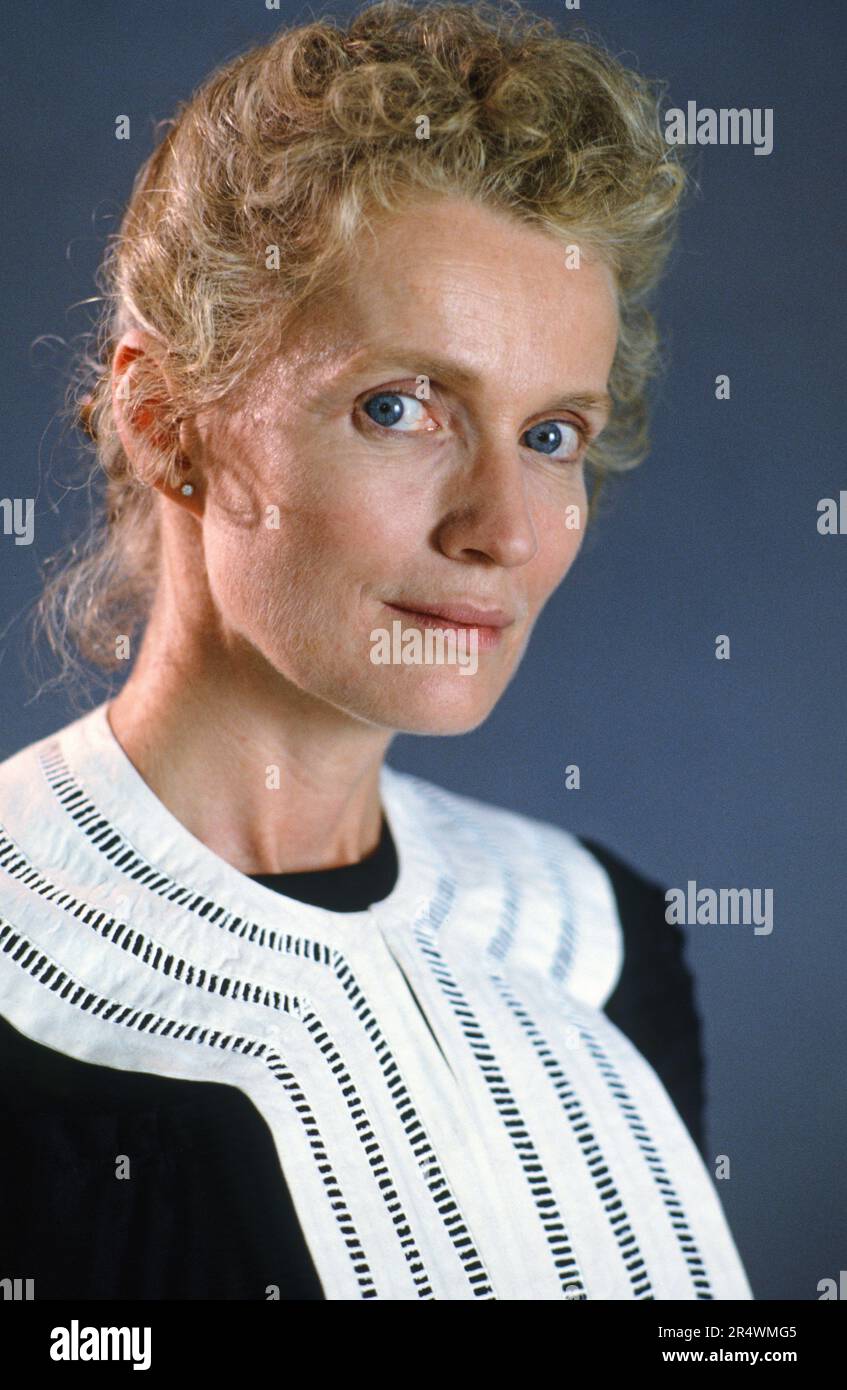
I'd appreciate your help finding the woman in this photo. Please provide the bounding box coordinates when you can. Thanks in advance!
[0,0,751,1300]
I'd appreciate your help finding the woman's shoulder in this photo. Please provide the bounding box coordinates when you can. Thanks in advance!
[578,836,706,1157]
[0,708,97,828]
[383,769,706,1154]
[0,707,122,884]
[383,766,684,953]
[0,722,52,802]
[0,723,64,886]
[383,763,622,892]
[385,763,672,914]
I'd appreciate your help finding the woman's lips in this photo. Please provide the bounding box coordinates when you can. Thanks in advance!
[383,600,514,650]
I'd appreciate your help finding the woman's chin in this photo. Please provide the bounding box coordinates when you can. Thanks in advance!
[365,675,499,735]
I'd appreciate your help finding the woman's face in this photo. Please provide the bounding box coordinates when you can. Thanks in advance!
[181,195,619,734]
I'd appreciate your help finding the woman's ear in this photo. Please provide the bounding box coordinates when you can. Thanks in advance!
[111,329,203,514]
[111,328,179,478]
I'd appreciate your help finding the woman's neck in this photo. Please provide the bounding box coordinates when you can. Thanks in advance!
[106,655,394,876]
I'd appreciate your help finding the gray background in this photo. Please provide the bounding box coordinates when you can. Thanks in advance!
[1,0,845,1300]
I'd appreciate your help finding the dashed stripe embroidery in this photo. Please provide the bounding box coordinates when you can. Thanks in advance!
[0,917,378,1299]
[415,876,587,1298]
[410,778,580,985]
[29,745,496,1299]
[489,972,653,1298]
[0,830,487,1301]
[407,780,709,1298]
[325,950,493,1297]
[568,1013,714,1299]
[543,851,579,986]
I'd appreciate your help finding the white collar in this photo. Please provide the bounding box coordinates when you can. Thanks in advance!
[2,699,623,1006]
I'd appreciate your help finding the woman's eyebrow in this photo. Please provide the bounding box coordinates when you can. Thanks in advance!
[337,343,612,420]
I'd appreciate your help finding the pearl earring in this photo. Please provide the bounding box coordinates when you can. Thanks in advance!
[180,482,194,496]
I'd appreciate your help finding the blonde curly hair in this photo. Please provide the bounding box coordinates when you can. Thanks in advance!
[34,0,687,693]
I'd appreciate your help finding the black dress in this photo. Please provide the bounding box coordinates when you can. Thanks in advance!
[0,821,703,1299]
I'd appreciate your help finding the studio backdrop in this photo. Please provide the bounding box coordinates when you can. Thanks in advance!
[1,0,845,1304]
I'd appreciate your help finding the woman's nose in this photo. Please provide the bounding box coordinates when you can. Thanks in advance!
[433,445,540,569]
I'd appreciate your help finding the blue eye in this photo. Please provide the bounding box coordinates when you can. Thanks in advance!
[522,420,582,461]
[360,390,585,461]
[362,392,429,431]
